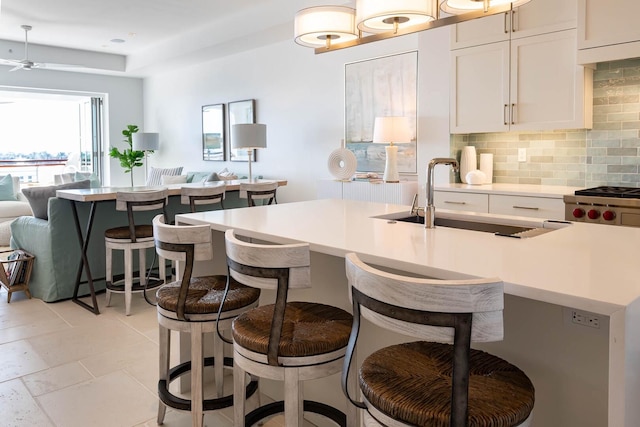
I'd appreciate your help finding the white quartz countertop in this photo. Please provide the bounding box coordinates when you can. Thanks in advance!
[176,199,640,316]
[435,183,582,198]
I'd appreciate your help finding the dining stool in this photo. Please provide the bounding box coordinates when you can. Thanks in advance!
[239,181,278,207]
[153,215,260,427]
[342,253,535,427]
[181,182,226,212]
[223,229,354,427]
[104,189,168,316]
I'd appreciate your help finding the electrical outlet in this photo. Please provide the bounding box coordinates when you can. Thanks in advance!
[518,148,527,162]
[571,310,600,329]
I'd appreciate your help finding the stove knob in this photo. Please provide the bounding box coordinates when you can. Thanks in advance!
[587,209,600,220]
[572,208,585,218]
[603,210,616,221]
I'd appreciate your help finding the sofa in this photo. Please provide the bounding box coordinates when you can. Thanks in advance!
[10,177,247,302]
[0,175,33,246]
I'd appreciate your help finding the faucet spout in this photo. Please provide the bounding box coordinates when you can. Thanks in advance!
[425,157,459,228]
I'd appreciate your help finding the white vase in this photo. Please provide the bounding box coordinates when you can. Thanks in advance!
[479,153,494,184]
[459,146,477,184]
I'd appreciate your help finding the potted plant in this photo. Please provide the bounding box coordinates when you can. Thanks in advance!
[109,124,145,186]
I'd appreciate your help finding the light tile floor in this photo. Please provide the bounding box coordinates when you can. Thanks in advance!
[0,288,314,427]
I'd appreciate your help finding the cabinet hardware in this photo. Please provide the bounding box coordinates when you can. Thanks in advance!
[504,104,508,125]
[511,103,516,125]
[444,201,466,205]
[504,12,509,34]
[511,10,516,32]
[513,205,539,210]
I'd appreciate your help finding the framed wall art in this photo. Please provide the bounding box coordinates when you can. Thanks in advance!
[228,99,256,162]
[345,51,418,174]
[202,103,226,161]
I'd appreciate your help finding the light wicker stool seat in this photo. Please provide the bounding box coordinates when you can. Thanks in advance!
[153,215,260,427]
[104,189,168,316]
[223,229,355,426]
[342,253,535,427]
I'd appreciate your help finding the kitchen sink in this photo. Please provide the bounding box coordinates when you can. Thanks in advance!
[389,215,534,235]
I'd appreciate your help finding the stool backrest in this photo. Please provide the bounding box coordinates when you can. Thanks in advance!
[224,228,310,365]
[239,182,278,207]
[153,214,213,320]
[116,189,169,242]
[181,183,226,212]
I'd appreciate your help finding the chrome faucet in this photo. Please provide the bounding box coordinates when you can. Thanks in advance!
[411,158,459,229]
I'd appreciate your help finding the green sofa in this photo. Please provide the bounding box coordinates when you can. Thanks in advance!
[10,189,245,302]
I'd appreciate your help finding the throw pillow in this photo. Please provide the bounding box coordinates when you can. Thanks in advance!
[22,180,91,220]
[0,174,16,201]
[205,172,220,182]
[160,175,188,185]
[74,171,101,188]
[146,166,183,186]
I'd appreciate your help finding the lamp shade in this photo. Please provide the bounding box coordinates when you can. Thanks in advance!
[356,0,435,34]
[132,132,160,151]
[372,117,412,144]
[231,124,267,150]
[295,6,358,48]
[440,0,532,14]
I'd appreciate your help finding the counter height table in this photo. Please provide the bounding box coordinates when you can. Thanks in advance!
[56,179,287,314]
[176,198,640,427]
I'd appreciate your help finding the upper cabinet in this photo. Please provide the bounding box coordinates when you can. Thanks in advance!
[577,0,640,64]
[449,0,593,134]
[450,0,578,50]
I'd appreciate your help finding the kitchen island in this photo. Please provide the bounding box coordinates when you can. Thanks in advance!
[176,198,640,427]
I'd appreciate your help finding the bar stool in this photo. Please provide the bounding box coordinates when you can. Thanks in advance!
[181,182,226,212]
[342,253,535,427]
[239,181,278,207]
[104,189,168,316]
[153,215,260,427]
[223,229,354,426]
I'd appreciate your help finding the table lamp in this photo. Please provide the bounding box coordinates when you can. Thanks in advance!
[132,132,160,181]
[231,124,267,181]
[372,117,411,183]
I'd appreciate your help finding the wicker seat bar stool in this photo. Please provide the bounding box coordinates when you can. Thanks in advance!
[342,253,535,427]
[222,229,355,426]
[104,189,169,316]
[181,182,226,212]
[239,181,278,207]
[152,215,260,427]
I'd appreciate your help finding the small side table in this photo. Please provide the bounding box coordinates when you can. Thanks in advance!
[0,249,34,303]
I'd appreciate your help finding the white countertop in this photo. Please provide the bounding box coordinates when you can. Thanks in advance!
[176,199,640,316]
[435,183,582,198]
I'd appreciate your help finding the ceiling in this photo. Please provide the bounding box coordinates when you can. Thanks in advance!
[0,0,325,75]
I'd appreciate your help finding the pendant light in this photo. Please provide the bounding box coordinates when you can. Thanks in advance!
[440,0,532,15]
[356,0,436,34]
[294,6,358,49]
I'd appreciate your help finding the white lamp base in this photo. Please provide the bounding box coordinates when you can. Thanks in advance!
[383,144,399,183]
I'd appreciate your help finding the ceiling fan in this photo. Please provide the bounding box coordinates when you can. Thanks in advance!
[0,25,79,71]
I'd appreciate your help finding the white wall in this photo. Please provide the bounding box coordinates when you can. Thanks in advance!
[143,27,452,203]
[0,66,143,186]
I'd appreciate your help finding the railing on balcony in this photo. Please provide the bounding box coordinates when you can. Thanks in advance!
[0,159,69,184]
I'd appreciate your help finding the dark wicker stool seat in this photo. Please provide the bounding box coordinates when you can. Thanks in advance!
[360,342,535,427]
[105,190,168,316]
[224,229,356,426]
[153,216,260,427]
[342,253,535,427]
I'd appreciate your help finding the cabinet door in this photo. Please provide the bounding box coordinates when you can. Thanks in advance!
[450,13,510,50]
[578,0,640,49]
[489,194,565,220]
[450,41,510,134]
[510,30,592,131]
[434,191,489,213]
[510,0,577,40]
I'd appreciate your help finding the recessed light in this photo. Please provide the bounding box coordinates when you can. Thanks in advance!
[110,38,125,43]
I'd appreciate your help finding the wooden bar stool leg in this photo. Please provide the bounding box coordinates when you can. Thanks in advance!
[191,322,204,427]
[213,327,224,398]
[346,347,359,427]
[105,246,112,307]
[234,358,247,427]
[124,247,133,316]
[284,368,303,426]
[138,247,146,289]
[158,323,170,424]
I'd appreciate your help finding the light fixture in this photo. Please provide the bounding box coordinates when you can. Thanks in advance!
[231,124,267,182]
[357,0,436,34]
[440,0,532,14]
[132,132,159,181]
[372,117,412,183]
[294,6,358,49]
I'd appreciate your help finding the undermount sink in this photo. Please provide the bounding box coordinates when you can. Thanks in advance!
[391,215,533,235]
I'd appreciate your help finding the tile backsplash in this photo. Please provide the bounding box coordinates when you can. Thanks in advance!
[451,58,640,188]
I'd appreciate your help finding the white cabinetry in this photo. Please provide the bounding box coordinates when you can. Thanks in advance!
[317,180,418,205]
[451,0,577,49]
[434,190,565,220]
[577,0,640,64]
[451,30,592,133]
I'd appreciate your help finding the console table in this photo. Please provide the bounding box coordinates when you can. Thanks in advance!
[317,180,418,205]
